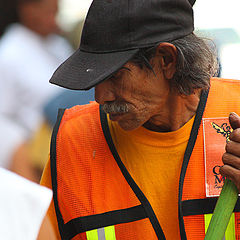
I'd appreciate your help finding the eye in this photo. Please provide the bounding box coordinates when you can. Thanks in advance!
[110,70,123,80]
[108,67,131,81]
[113,71,122,79]
[108,73,120,81]
[121,67,131,71]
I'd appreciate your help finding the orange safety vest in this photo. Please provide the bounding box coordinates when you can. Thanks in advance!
[51,78,240,240]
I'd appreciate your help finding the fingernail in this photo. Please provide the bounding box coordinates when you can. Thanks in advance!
[230,112,238,118]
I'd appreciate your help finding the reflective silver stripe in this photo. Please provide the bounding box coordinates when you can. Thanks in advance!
[97,228,106,240]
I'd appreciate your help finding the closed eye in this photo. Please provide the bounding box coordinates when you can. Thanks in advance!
[109,67,131,80]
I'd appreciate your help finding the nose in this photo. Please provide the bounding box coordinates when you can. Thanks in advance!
[95,79,116,105]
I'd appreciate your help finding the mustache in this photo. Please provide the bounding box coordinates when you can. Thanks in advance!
[102,102,129,114]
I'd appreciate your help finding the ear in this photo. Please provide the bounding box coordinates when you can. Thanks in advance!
[155,42,177,80]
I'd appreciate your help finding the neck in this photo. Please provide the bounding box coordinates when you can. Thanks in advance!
[144,90,201,132]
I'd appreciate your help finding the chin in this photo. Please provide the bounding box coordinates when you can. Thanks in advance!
[117,121,141,131]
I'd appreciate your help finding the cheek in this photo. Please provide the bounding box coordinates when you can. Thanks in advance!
[128,79,158,102]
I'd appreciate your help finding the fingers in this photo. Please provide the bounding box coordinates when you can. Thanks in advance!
[222,152,240,169]
[229,128,240,142]
[220,164,240,192]
[229,112,240,130]
[221,152,240,191]
[226,138,240,156]
[220,112,240,192]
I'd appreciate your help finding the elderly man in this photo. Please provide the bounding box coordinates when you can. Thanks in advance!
[41,0,240,239]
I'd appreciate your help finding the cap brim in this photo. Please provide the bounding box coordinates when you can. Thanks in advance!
[49,48,139,90]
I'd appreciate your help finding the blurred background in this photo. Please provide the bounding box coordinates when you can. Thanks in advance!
[0,0,239,237]
[0,0,240,183]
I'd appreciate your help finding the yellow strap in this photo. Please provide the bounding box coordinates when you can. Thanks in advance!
[204,214,212,233]
[204,213,236,240]
[105,226,116,240]
[225,213,236,240]
[86,229,98,240]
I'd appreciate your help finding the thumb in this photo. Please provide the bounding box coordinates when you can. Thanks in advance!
[229,112,240,130]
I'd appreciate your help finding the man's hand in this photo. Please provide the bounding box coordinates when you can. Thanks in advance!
[220,112,240,192]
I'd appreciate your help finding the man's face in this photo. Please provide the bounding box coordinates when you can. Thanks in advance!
[95,61,170,131]
[21,0,59,36]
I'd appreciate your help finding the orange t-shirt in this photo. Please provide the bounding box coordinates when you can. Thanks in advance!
[108,117,194,239]
[41,116,194,239]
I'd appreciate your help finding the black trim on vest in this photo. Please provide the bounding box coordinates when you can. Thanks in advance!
[100,106,166,240]
[178,90,209,240]
[182,197,240,216]
[50,108,66,240]
[51,108,149,240]
[63,205,147,240]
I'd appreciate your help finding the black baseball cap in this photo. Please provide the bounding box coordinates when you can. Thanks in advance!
[50,0,196,90]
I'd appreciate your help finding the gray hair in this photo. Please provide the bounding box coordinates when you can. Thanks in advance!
[130,33,219,95]
[170,33,219,95]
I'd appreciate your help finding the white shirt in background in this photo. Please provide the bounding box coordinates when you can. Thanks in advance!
[0,23,72,135]
[0,116,27,168]
[0,168,52,240]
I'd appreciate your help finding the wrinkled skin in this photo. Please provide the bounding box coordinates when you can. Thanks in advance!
[220,112,240,192]
[95,62,172,131]
[95,43,199,132]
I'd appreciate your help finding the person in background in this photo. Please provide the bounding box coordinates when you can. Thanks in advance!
[0,117,36,181]
[0,0,72,178]
[27,19,94,181]
[0,0,72,135]
[65,19,85,50]
[0,167,56,240]
[41,0,240,239]
[29,88,94,181]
